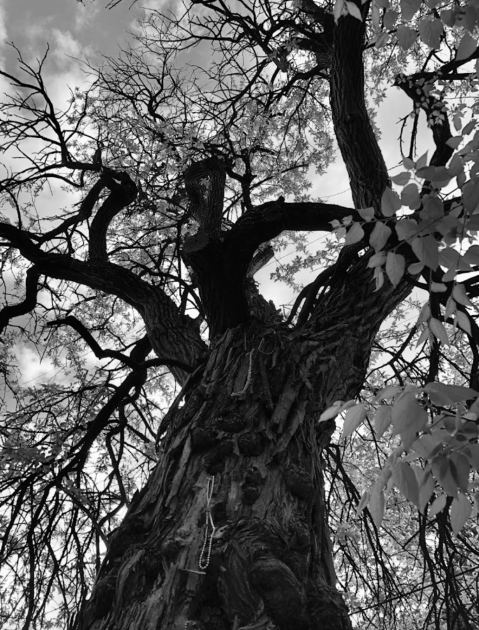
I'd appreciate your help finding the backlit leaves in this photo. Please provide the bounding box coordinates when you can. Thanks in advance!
[392,393,428,449]
[385,252,406,286]
[370,221,392,252]
[342,403,367,438]
[456,32,477,61]
[418,19,443,48]
[411,236,439,270]
[400,0,421,20]
[381,186,401,217]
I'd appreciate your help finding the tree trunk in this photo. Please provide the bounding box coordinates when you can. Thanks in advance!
[76,323,353,630]
[75,242,412,630]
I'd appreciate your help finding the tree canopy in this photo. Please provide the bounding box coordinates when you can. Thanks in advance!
[1,0,479,628]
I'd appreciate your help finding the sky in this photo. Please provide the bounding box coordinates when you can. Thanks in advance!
[0,0,435,380]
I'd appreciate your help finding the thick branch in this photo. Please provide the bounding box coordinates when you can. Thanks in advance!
[226,198,356,258]
[89,170,138,260]
[38,180,105,246]
[183,198,356,336]
[330,6,389,209]
[0,222,205,383]
[0,265,41,335]
[47,316,195,374]
[395,75,453,167]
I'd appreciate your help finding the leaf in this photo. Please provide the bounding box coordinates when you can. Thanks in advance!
[445,296,456,320]
[411,236,439,270]
[463,120,476,135]
[342,403,367,438]
[358,207,374,222]
[385,252,406,287]
[356,490,370,515]
[449,152,464,175]
[370,221,392,252]
[429,493,447,516]
[429,317,450,346]
[371,2,380,28]
[392,393,428,449]
[440,8,456,27]
[450,494,471,535]
[423,382,478,406]
[409,262,424,274]
[375,32,390,48]
[431,282,447,292]
[438,246,461,271]
[338,399,357,413]
[446,136,462,150]
[452,284,473,307]
[345,1,362,20]
[462,179,479,214]
[392,462,420,508]
[381,186,402,217]
[391,171,411,186]
[416,151,429,170]
[420,196,444,222]
[318,403,342,422]
[396,218,419,241]
[367,251,386,268]
[374,385,402,402]
[374,406,392,438]
[456,32,477,61]
[431,457,458,498]
[383,9,398,29]
[466,215,479,231]
[417,302,431,326]
[334,0,345,22]
[418,19,443,49]
[400,0,421,20]
[469,443,479,473]
[463,244,479,265]
[373,267,385,291]
[345,222,365,245]
[456,310,472,335]
[450,452,470,494]
[412,433,442,459]
[370,481,385,528]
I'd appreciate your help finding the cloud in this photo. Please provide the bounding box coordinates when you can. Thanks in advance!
[14,344,57,387]
[74,1,101,32]
[50,28,93,69]
[0,1,7,64]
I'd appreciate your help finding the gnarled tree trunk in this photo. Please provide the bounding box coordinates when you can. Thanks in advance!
[76,244,411,630]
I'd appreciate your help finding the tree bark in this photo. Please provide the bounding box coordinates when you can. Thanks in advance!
[75,244,411,630]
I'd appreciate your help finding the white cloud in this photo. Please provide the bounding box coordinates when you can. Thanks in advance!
[50,28,92,69]
[14,345,57,387]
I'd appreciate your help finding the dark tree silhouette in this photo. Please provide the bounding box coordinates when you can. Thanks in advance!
[1,1,479,629]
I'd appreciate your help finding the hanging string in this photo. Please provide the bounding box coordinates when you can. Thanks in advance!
[198,476,216,570]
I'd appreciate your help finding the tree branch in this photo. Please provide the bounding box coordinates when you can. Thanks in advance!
[0,222,205,383]
[0,265,41,335]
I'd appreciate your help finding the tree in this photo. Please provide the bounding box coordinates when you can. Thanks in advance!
[1,0,479,628]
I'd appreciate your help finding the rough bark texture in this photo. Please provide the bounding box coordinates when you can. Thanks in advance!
[75,241,411,630]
